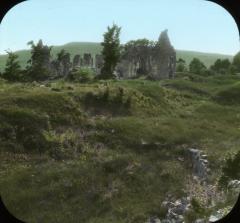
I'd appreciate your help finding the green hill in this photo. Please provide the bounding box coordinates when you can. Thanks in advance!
[176,49,233,68]
[0,42,233,71]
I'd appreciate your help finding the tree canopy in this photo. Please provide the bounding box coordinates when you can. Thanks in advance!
[2,51,22,81]
[189,58,207,75]
[100,24,121,79]
[231,51,240,74]
[210,59,231,75]
[27,40,53,81]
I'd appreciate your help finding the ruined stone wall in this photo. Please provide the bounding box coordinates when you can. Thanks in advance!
[187,148,210,183]
[72,55,81,68]
[56,29,176,79]
[115,30,176,80]
[149,30,176,80]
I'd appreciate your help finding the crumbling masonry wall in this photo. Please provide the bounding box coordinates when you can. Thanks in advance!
[53,30,176,80]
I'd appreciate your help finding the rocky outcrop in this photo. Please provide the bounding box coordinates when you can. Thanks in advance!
[187,148,210,183]
[146,148,238,223]
[160,197,191,223]
[147,196,208,223]
[209,206,232,222]
[227,179,240,191]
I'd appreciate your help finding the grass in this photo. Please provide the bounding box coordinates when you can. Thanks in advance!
[0,73,240,222]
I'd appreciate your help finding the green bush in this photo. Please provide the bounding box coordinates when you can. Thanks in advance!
[68,68,95,83]
[219,150,240,187]
[189,58,207,76]
[210,59,231,75]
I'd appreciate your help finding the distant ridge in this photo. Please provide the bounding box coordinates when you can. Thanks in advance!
[0,42,233,71]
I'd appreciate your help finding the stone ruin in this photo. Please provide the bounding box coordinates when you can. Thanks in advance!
[116,29,176,80]
[187,148,210,183]
[72,53,94,69]
[51,29,176,80]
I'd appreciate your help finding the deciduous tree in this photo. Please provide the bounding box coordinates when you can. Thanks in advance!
[27,40,53,81]
[100,24,121,79]
[2,51,22,81]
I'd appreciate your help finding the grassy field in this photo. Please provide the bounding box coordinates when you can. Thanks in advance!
[0,73,240,222]
[0,42,233,71]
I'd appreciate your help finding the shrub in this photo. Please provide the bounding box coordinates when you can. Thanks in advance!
[189,58,207,76]
[219,150,240,187]
[232,51,240,73]
[68,68,94,83]
[2,52,23,82]
[210,59,231,75]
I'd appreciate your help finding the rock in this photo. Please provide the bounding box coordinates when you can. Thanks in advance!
[187,148,210,182]
[177,157,184,162]
[176,215,184,222]
[161,220,171,223]
[228,179,240,188]
[161,201,168,207]
[141,139,147,145]
[147,217,161,223]
[209,215,220,222]
[195,219,206,223]
[208,206,231,222]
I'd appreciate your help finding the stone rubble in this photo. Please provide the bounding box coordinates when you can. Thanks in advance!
[188,148,209,182]
[147,148,220,223]
[147,148,238,223]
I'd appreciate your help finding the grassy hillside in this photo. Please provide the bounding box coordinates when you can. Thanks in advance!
[0,73,240,222]
[0,42,233,71]
[176,50,233,68]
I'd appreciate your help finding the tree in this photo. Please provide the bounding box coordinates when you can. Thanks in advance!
[189,58,207,75]
[210,58,231,75]
[230,52,240,74]
[2,51,22,81]
[27,40,53,81]
[176,58,187,72]
[100,24,121,79]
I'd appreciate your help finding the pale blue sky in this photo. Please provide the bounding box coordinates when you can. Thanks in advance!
[0,0,239,55]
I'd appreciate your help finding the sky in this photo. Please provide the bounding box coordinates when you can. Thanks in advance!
[0,0,239,55]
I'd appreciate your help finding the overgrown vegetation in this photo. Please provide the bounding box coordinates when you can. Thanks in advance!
[0,72,240,222]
